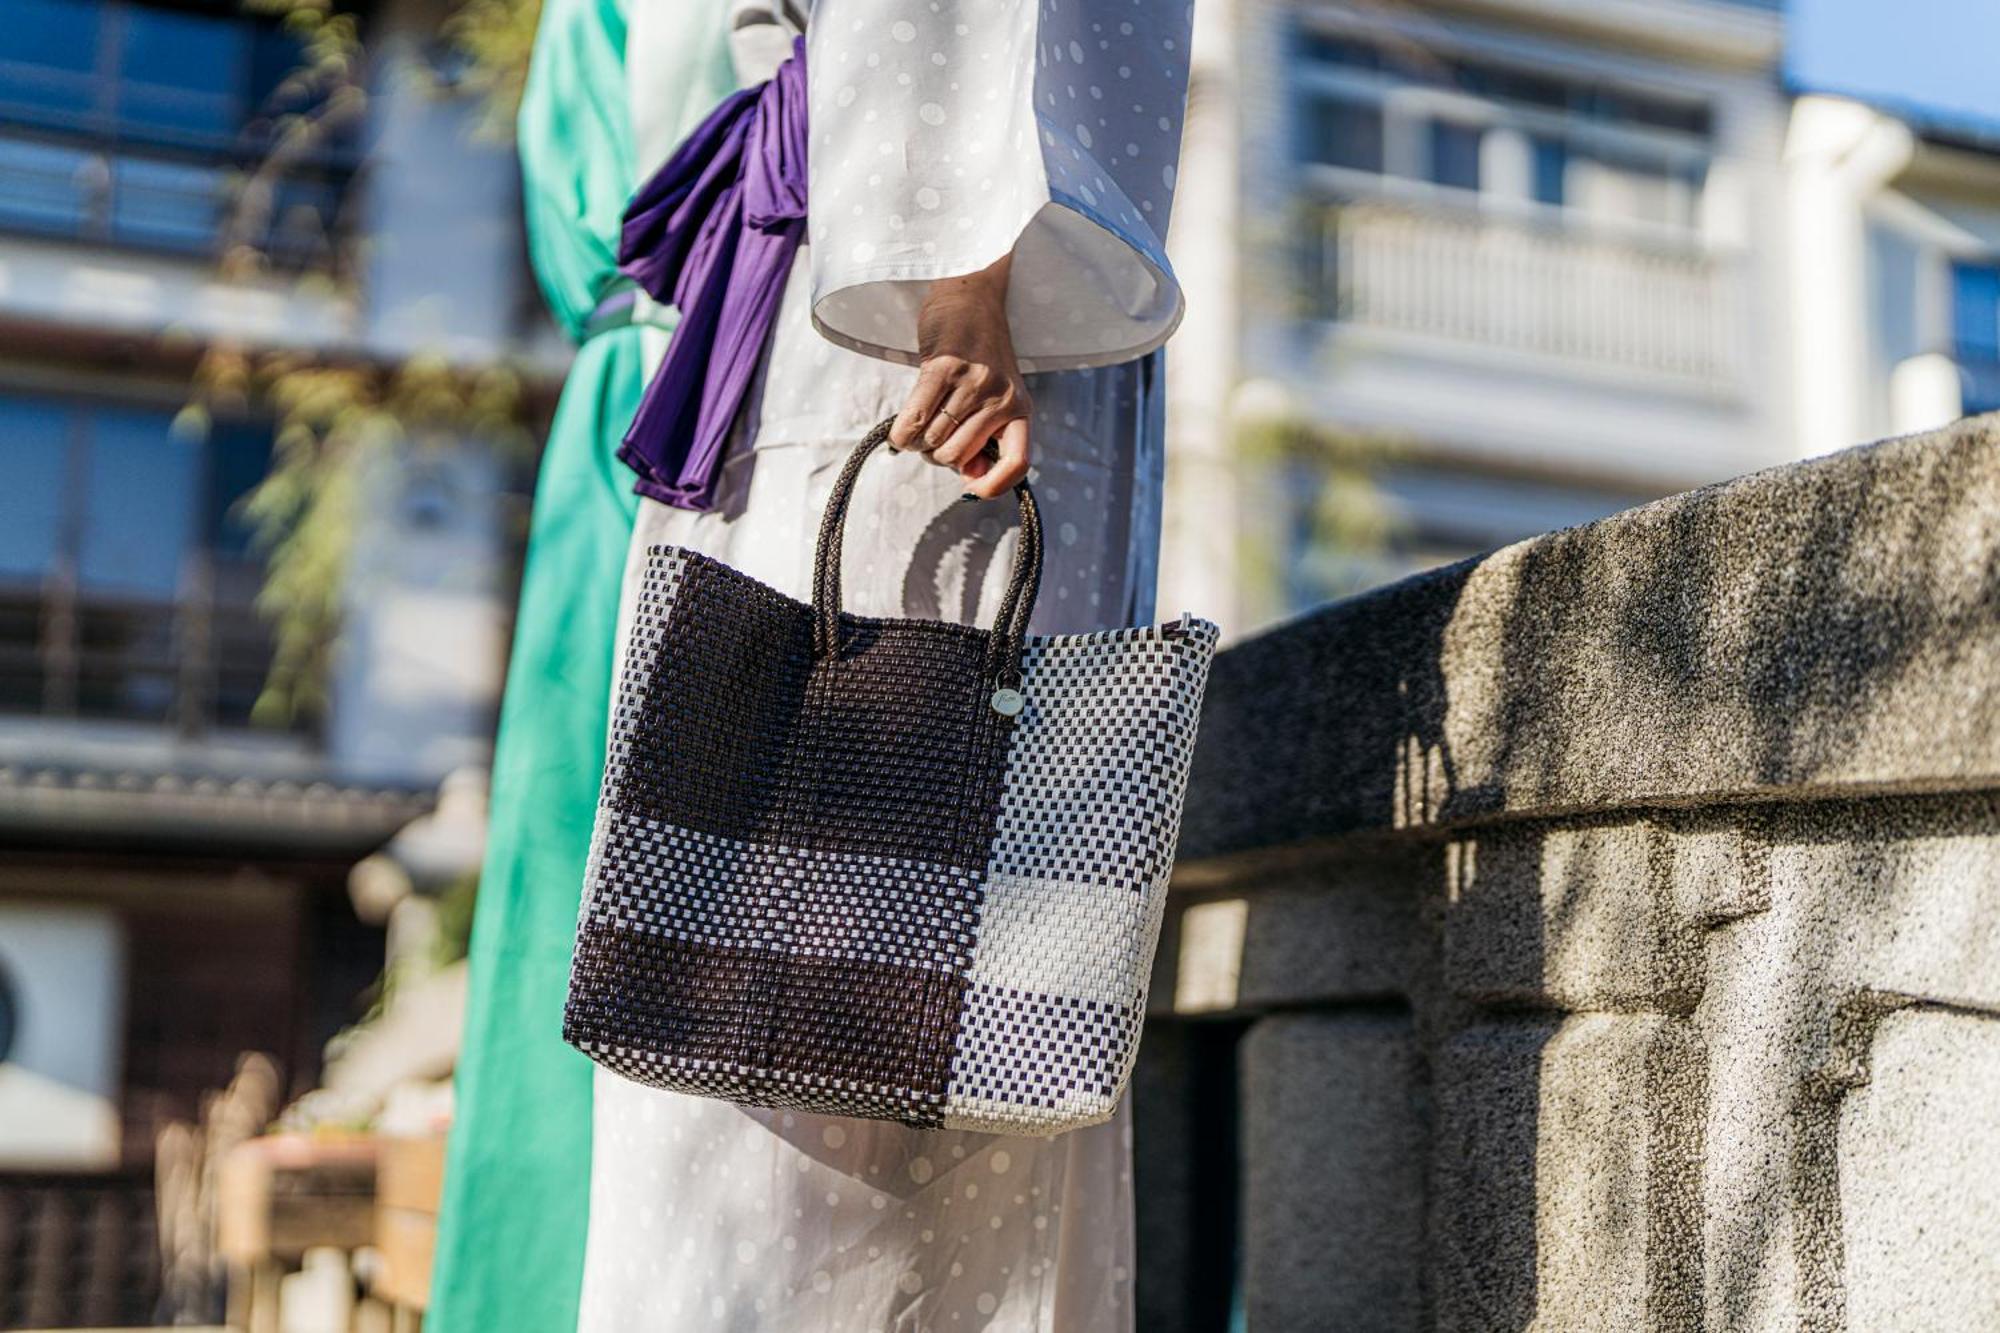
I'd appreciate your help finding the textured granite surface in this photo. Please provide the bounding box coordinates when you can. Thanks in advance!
[1242,1013,1427,1332]
[1180,417,2000,862]
[1140,420,2000,1330]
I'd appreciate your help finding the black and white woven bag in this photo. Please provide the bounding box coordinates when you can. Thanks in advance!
[564,419,1219,1135]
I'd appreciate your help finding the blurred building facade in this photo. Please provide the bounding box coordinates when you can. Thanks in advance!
[1161,0,2000,634]
[1788,93,2000,451]
[0,0,544,1324]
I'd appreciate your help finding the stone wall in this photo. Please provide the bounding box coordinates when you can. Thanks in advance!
[1134,417,2000,1331]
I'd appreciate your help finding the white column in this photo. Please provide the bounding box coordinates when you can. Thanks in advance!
[1481,128,1534,204]
[1783,96,1915,459]
[1889,352,1966,435]
[1159,0,1244,637]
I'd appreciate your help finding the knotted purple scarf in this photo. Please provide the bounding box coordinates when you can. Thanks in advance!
[615,37,808,509]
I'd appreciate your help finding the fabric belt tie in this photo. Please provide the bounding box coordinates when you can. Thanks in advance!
[612,35,809,511]
[578,281,668,342]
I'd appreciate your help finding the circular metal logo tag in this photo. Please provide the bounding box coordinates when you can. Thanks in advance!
[990,687,1025,717]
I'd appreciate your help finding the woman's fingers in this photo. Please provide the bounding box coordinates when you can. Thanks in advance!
[932,396,1021,469]
[922,370,992,450]
[964,415,1029,499]
[894,353,1032,488]
[889,359,954,450]
[919,365,1019,455]
[959,443,994,482]
[899,252,1022,466]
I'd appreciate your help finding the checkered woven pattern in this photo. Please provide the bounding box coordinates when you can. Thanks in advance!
[565,431,1218,1135]
[941,982,1137,1133]
[592,815,983,970]
[938,621,1218,1130]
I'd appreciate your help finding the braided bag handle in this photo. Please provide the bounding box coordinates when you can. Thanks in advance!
[811,417,1044,702]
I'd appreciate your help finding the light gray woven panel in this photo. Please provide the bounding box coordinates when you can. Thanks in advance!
[940,981,1138,1133]
[592,815,984,971]
[984,625,1216,891]
[943,617,1219,1133]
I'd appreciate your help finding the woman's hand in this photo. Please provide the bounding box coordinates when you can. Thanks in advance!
[888,254,1032,499]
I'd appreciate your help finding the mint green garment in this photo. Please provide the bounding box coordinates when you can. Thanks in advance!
[426,4,733,1330]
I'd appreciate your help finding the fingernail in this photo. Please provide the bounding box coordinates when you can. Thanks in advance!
[959,492,979,503]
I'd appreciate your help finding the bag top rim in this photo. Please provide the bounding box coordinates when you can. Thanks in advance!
[643,542,1219,651]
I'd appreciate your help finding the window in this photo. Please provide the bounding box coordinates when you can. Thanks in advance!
[0,0,99,123]
[117,5,254,140]
[1531,134,1567,206]
[1,0,315,147]
[1952,260,2000,363]
[1456,64,1570,117]
[1303,98,1385,174]
[1292,25,1711,221]
[1298,31,1387,74]
[0,0,357,265]
[1428,121,1482,193]
[1953,260,2000,414]
[0,401,68,587]
[0,390,282,730]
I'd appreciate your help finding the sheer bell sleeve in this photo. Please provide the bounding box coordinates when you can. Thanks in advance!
[730,0,808,87]
[804,0,1192,372]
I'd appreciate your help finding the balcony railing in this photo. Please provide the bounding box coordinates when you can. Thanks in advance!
[1303,198,1743,388]
[0,118,357,270]
[0,558,291,739]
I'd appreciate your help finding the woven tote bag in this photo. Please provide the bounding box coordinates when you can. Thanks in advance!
[564,419,1219,1135]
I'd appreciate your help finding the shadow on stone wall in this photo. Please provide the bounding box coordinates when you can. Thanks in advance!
[1183,418,2000,862]
[1150,417,2000,1331]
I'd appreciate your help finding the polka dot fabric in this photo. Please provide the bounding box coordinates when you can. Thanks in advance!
[576,403,1167,1331]
[575,4,1192,1327]
[805,0,1193,371]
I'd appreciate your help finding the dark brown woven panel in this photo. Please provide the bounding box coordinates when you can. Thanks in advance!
[617,549,1012,869]
[565,925,969,1126]
[609,553,815,846]
[793,615,1013,867]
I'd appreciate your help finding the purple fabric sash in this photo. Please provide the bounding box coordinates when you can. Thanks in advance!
[615,38,808,509]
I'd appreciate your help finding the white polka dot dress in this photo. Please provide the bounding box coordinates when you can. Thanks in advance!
[575,5,1190,1330]
[803,0,1192,372]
